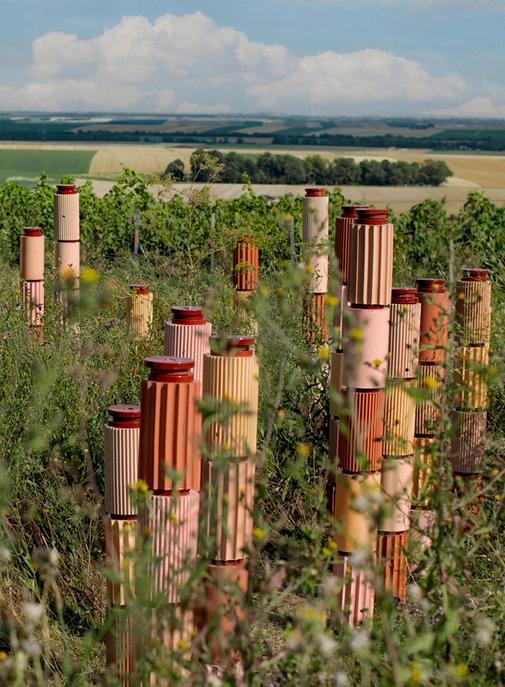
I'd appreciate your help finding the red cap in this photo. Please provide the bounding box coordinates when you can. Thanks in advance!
[171,306,206,325]
[350,304,386,310]
[356,208,389,224]
[56,184,77,194]
[107,404,141,428]
[144,356,194,382]
[341,205,368,219]
[392,287,418,305]
[462,268,488,282]
[211,335,255,357]
[305,188,326,197]
[24,227,42,237]
[130,284,150,295]
[416,278,446,294]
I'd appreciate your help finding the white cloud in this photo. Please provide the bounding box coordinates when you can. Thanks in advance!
[0,11,485,115]
[429,97,505,118]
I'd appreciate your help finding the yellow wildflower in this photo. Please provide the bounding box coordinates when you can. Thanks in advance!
[81,266,99,283]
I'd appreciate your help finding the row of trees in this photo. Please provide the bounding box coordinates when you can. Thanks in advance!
[165,150,453,186]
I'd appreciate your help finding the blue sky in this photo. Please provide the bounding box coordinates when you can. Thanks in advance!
[0,0,504,116]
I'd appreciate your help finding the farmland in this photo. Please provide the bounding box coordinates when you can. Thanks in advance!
[0,147,96,182]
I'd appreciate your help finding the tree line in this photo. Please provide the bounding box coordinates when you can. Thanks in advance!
[164,150,453,186]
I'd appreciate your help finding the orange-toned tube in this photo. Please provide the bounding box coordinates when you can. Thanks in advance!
[412,436,436,508]
[376,531,409,602]
[22,280,44,328]
[233,240,259,291]
[105,608,136,687]
[329,351,344,416]
[104,517,137,607]
[383,380,416,456]
[105,405,140,517]
[332,471,381,553]
[455,268,491,345]
[55,240,80,279]
[333,553,375,626]
[450,410,486,473]
[303,293,328,343]
[337,390,384,472]
[342,305,390,389]
[127,284,153,340]
[164,306,212,384]
[415,363,446,436]
[388,288,420,379]
[54,184,80,242]
[417,279,450,364]
[379,457,413,533]
[20,227,44,281]
[454,345,489,410]
[335,206,367,285]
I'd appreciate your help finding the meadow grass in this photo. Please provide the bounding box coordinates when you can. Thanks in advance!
[0,150,96,182]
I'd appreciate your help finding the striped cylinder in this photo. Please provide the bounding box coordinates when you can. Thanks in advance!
[383,380,416,456]
[337,389,384,472]
[328,417,339,484]
[302,188,329,245]
[333,284,348,340]
[417,279,449,364]
[164,307,212,385]
[456,269,491,345]
[140,491,199,603]
[105,405,140,517]
[332,471,381,553]
[454,345,489,410]
[450,410,487,473]
[388,289,420,379]
[333,554,375,626]
[412,436,435,508]
[233,240,259,291]
[139,357,201,492]
[348,209,393,306]
[202,337,259,457]
[330,351,344,416]
[22,280,44,328]
[127,285,153,340]
[201,457,255,562]
[379,457,413,533]
[105,609,136,687]
[55,239,80,279]
[104,517,137,607]
[342,305,389,389]
[335,206,367,285]
[54,184,80,241]
[20,227,44,281]
[415,364,446,436]
[376,531,409,603]
[303,293,327,343]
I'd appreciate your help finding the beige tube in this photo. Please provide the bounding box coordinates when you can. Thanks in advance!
[332,471,381,553]
[379,457,414,533]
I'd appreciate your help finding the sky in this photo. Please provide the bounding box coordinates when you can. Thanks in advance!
[0,0,504,117]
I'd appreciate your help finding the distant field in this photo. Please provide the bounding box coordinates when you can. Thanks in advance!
[0,148,96,182]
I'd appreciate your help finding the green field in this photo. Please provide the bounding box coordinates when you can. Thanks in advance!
[0,149,95,182]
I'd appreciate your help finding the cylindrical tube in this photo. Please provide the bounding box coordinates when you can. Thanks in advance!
[388,289,420,379]
[337,390,384,473]
[233,240,259,291]
[450,410,487,473]
[335,206,367,285]
[417,279,449,364]
[330,351,344,416]
[54,184,79,242]
[455,269,491,346]
[376,531,409,603]
[454,345,489,410]
[127,285,153,340]
[104,517,137,606]
[412,436,435,508]
[22,280,44,328]
[332,471,381,553]
[382,380,416,456]
[342,305,390,389]
[303,293,327,343]
[55,240,80,278]
[20,227,44,281]
[379,457,414,533]
[105,608,136,687]
[302,188,329,245]
[105,405,141,517]
[333,553,375,626]
[415,364,446,436]
[164,307,212,385]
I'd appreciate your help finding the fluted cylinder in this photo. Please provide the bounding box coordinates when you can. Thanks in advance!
[140,491,199,603]
[55,240,80,278]
[303,293,327,343]
[337,390,384,473]
[335,206,366,285]
[105,609,136,687]
[383,380,416,456]
[377,531,409,602]
[456,269,491,345]
[22,280,44,327]
[127,285,153,340]
[388,289,420,379]
[454,345,489,410]
[104,517,137,606]
[333,554,375,626]
[54,184,79,241]
[201,458,255,562]
[302,189,329,245]
[451,410,486,473]
[164,307,212,385]
[333,284,348,341]
[348,209,393,306]
[415,364,446,436]
[307,253,328,294]
[330,351,344,416]
[105,405,140,516]
[203,337,259,457]
[233,240,259,291]
[342,306,389,389]
[139,357,201,492]
[417,279,449,364]
[20,228,44,281]
[412,436,435,508]
[332,471,381,553]
[379,457,413,533]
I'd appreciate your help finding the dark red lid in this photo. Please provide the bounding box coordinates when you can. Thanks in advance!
[356,208,389,224]
[171,306,206,325]
[305,188,326,197]
[462,268,488,282]
[416,278,446,294]
[211,335,255,358]
[392,287,418,305]
[144,356,194,382]
[108,404,141,428]
[341,205,368,219]
[24,227,42,237]
[130,284,149,295]
[56,184,77,194]
[350,304,387,310]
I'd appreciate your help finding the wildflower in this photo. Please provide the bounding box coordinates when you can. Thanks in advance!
[322,547,332,558]
[23,602,43,625]
[305,264,314,274]
[318,632,337,657]
[349,550,367,568]
[130,480,149,494]
[0,652,6,662]
[0,547,11,565]
[276,288,286,298]
[325,294,338,306]
[408,583,423,603]
[177,639,190,652]
[81,266,99,283]
[318,345,330,361]
[260,285,269,297]
[21,639,40,658]
[350,327,364,341]
[448,663,469,680]
[335,672,349,686]
[409,661,423,685]
[495,495,501,502]
[252,527,265,540]
[372,358,383,368]
[277,409,286,418]
[475,617,495,646]
[423,376,439,389]
[349,629,369,653]
[297,443,310,458]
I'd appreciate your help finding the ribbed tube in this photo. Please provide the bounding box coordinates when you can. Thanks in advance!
[377,531,409,602]
[412,436,435,508]
[127,292,153,340]
[388,302,421,379]
[383,380,416,456]
[104,517,137,607]
[20,234,44,281]
[332,471,381,553]
[348,223,394,306]
[303,293,328,343]
[409,509,436,551]
[418,292,450,363]
[139,380,201,491]
[454,345,489,410]
[335,216,354,284]
[164,322,212,384]
[105,609,135,687]
[201,458,255,562]
[140,491,199,603]
[337,390,385,472]
[203,355,259,457]
[379,457,413,533]
[330,351,344,416]
[456,280,491,345]
[333,554,375,627]
[55,241,80,278]
[307,253,328,294]
[415,364,446,436]
[233,241,259,291]
[328,417,339,481]
[22,280,44,327]
[105,426,139,516]
[157,606,195,655]
[451,410,486,473]
[302,195,329,245]
[54,193,80,241]
[343,306,389,389]
[333,284,348,339]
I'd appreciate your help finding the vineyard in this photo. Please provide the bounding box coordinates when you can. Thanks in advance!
[0,167,504,686]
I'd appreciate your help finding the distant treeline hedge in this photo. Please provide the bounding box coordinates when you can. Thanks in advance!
[164,150,453,186]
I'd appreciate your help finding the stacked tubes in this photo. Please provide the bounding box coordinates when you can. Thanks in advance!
[452,268,491,492]
[378,288,420,602]
[233,239,259,306]
[164,306,212,385]
[138,357,201,658]
[200,336,259,660]
[54,184,80,308]
[127,284,153,341]
[103,404,141,686]
[412,278,450,549]
[302,188,329,342]
[20,227,45,337]
[332,208,393,625]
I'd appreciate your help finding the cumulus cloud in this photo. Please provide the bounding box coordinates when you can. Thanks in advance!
[429,97,505,118]
[0,11,480,114]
